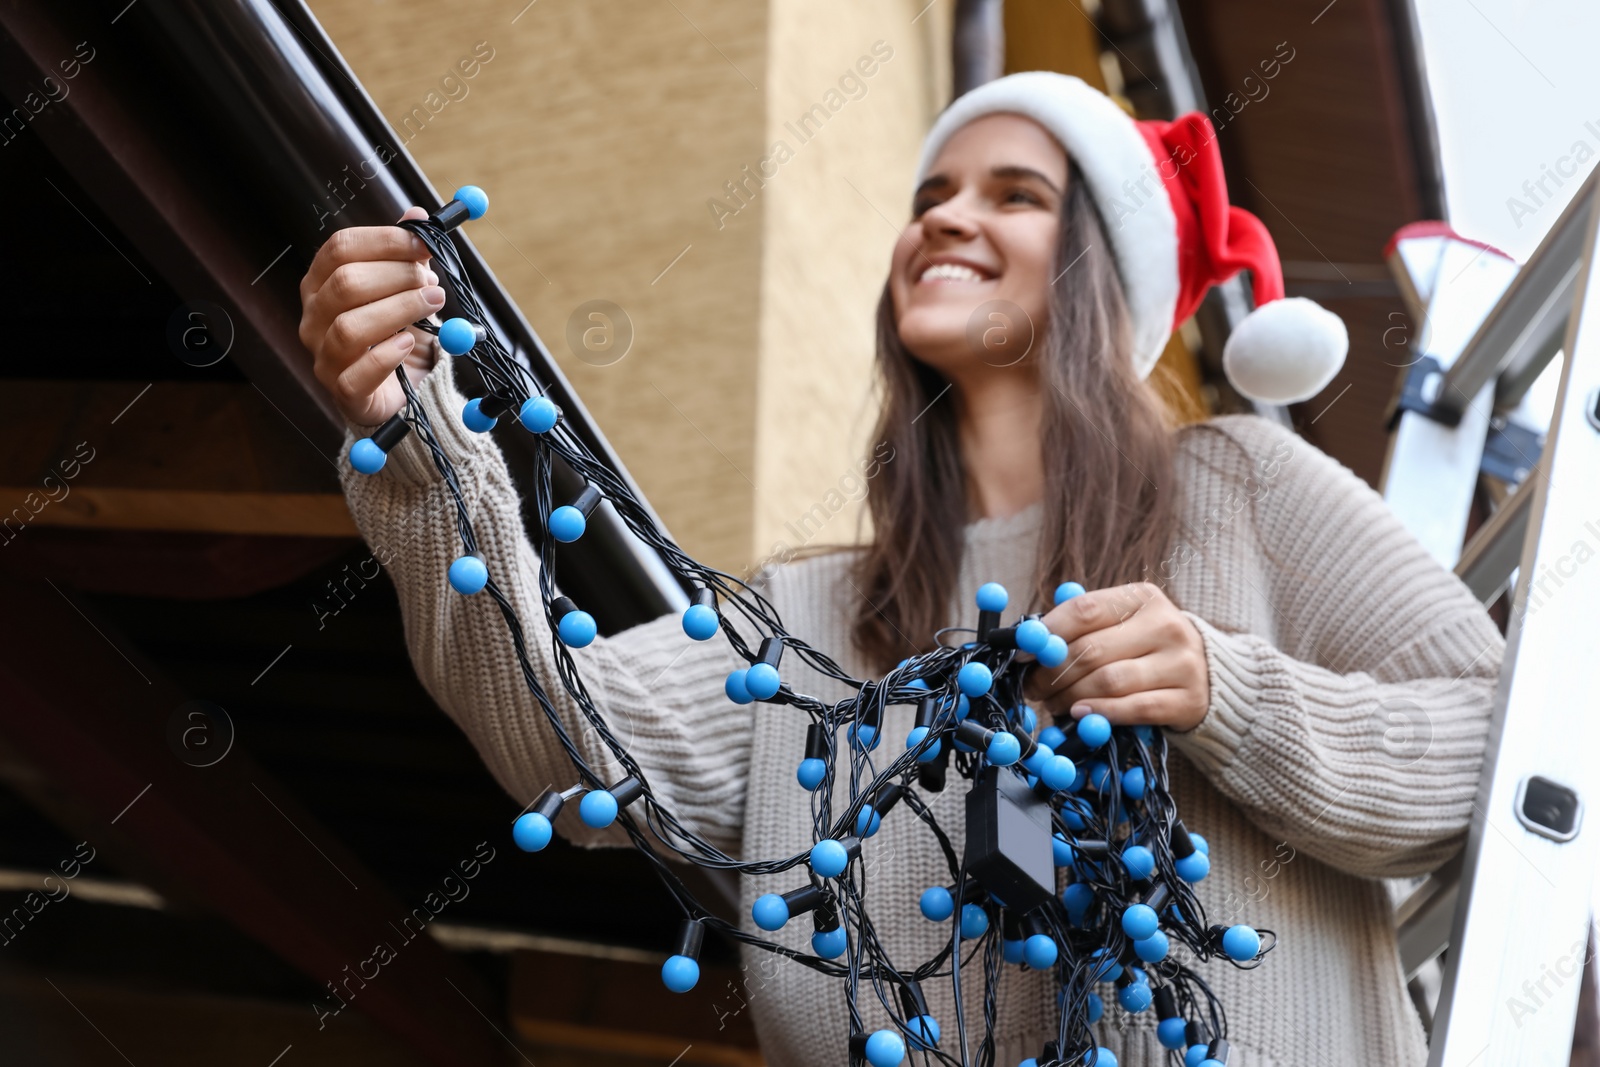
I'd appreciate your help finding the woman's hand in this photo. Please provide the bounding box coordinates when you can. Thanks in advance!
[1023,582,1211,731]
[298,206,447,426]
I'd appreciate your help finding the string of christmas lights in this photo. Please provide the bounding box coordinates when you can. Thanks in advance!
[347,187,1275,1067]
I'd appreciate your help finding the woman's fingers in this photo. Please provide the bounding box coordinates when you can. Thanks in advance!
[316,259,439,324]
[317,284,446,372]
[1047,650,1185,709]
[1025,621,1159,703]
[334,330,418,424]
[1065,688,1194,726]
[302,216,432,296]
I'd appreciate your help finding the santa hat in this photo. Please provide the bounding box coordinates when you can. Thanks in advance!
[915,71,1347,405]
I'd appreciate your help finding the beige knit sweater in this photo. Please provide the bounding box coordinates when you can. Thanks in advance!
[340,360,1505,1067]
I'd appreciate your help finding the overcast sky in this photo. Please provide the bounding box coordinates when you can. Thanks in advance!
[1415,0,1599,261]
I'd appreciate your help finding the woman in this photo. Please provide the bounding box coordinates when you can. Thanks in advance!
[299,72,1503,1067]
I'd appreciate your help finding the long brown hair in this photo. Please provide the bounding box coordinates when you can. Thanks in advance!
[848,158,1185,674]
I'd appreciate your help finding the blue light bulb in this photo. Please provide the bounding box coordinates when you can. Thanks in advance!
[1002,938,1024,964]
[349,438,387,474]
[849,722,880,752]
[1061,882,1093,918]
[558,609,597,647]
[907,1015,940,1051]
[438,317,480,356]
[1191,832,1210,855]
[1185,1046,1209,1067]
[854,806,882,837]
[661,955,699,993]
[975,582,1008,613]
[682,603,719,640]
[1015,618,1050,655]
[1086,991,1104,1023]
[1023,933,1057,969]
[1013,705,1038,735]
[578,789,618,828]
[724,669,753,705]
[1117,982,1152,1014]
[919,886,954,922]
[1176,850,1211,883]
[1088,948,1121,982]
[1121,844,1154,881]
[519,395,558,433]
[957,661,993,697]
[1060,797,1090,831]
[1135,930,1170,963]
[1122,765,1147,800]
[1122,904,1158,940]
[751,893,789,931]
[812,926,847,958]
[986,731,1021,766]
[1041,754,1076,791]
[1037,634,1068,668]
[1054,581,1086,604]
[548,505,586,543]
[1222,924,1260,961]
[906,725,941,763]
[1052,834,1074,867]
[1158,1017,1188,1050]
[810,838,849,877]
[1038,724,1066,749]
[1090,1045,1118,1067]
[864,1029,905,1067]
[1088,761,1112,792]
[462,397,498,432]
[1078,713,1112,749]
[744,661,780,700]
[448,555,488,595]
[452,184,489,219]
[1021,741,1052,777]
[959,903,988,939]
[796,757,826,791]
[512,811,553,852]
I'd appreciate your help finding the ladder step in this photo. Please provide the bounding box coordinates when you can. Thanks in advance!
[1454,477,1534,604]
[1395,855,1462,978]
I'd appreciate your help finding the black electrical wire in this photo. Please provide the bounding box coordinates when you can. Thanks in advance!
[347,200,1279,1067]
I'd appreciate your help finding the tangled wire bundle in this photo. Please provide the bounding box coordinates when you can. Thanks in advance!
[348,188,1276,1067]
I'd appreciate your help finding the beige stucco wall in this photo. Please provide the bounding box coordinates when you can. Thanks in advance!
[310,0,950,576]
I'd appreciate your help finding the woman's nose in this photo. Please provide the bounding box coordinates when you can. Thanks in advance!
[920,196,979,239]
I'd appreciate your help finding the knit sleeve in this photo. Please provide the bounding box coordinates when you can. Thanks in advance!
[338,358,754,858]
[1167,415,1505,880]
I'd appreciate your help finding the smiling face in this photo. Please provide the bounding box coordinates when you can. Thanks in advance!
[889,113,1068,378]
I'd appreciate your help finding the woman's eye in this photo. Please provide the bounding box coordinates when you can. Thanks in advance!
[1004,188,1042,205]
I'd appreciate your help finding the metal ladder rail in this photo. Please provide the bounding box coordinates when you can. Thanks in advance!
[1378,171,1600,1065]
[1386,171,1597,980]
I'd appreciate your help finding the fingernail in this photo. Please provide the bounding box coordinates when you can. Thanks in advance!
[424,269,439,286]
[422,285,446,306]
[1069,703,1090,718]
[397,331,415,350]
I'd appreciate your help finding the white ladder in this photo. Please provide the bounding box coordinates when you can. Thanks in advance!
[1381,168,1600,1064]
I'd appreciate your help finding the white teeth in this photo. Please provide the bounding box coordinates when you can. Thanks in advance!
[919,262,987,283]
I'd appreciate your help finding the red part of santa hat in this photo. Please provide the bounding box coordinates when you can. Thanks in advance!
[916,72,1348,405]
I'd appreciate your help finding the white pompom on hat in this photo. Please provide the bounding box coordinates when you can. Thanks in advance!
[915,71,1347,405]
